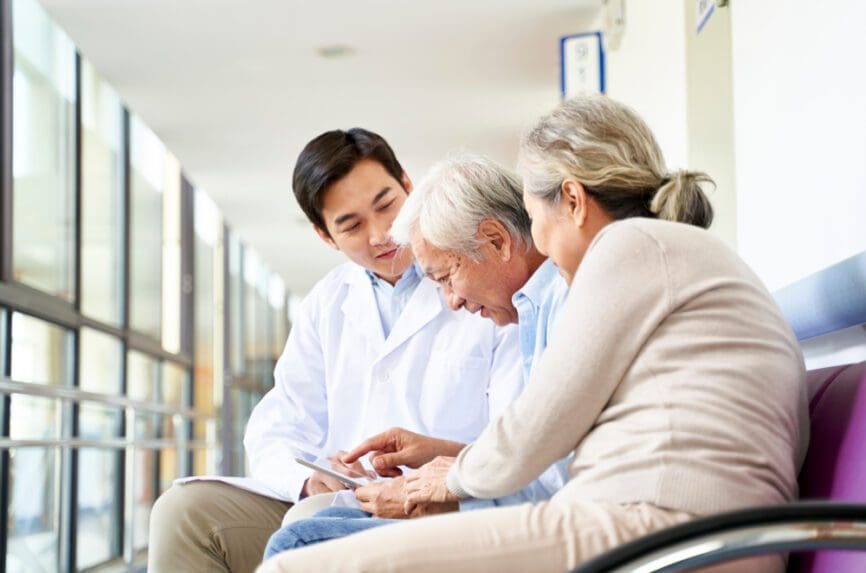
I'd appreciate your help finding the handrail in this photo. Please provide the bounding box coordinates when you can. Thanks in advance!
[0,377,215,420]
[774,250,866,340]
[0,438,212,450]
[571,501,866,573]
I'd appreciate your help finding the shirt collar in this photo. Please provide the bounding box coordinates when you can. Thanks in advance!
[365,261,421,290]
[512,258,561,308]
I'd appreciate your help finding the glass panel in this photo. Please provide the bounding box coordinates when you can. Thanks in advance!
[131,449,155,551]
[228,232,243,375]
[9,396,59,440]
[133,413,157,442]
[194,190,220,474]
[158,447,177,496]
[79,327,122,395]
[192,419,219,476]
[192,447,208,477]
[161,361,185,409]
[81,59,124,325]
[269,275,287,358]
[244,250,272,385]
[79,403,120,441]
[77,449,120,569]
[10,313,71,440]
[161,156,181,353]
[10,307,72,386]
[194,193,216,402]
[127,349,157,402]
[11,0,76,301]
[160,362,186,489]
[129,116,164,340]
[6,448,60,573]
[229,388,258,475]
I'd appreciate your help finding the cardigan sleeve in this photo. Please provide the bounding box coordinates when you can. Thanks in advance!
[447,223,676,500]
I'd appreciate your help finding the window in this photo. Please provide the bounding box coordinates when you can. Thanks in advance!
[11,0,77,301]
[0,2,288,565]
[6,313,72,573]
[244,249,271,385]
[128,116,165,341]
[126,350,157,552]
[80,60,125,325]
[193,190,222,475]
[269,275,287,359]
[160,362,187,494]
[77,328,123,568]
[228,232,244,376]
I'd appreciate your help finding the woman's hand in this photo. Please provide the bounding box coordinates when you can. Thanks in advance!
[355,476,460,518]
[403,456,459,515]
[342,427,464,477]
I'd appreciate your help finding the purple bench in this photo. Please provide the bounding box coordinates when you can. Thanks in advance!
[791,361,866,571]
[572,361,866,573]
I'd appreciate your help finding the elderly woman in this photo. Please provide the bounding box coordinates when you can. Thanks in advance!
[258,94,808,573]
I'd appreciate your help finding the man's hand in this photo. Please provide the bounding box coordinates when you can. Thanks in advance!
[342,427,464,477]
[355,477,409,518]
[404,456,460,515]
[302,450,376,497]
[355,477,459,518]
[303,470,348,496]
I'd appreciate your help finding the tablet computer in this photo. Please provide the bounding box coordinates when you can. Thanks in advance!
[294,456,370,490]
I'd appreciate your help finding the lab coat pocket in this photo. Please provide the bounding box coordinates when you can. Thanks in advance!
[419,353,490,442]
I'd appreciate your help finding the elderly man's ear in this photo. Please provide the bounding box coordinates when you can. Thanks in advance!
[476,219,513,261]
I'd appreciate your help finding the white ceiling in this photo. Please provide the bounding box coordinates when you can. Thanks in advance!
[40,0,601,295]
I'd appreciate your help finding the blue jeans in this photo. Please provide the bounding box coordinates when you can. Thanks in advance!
[263,506,397,560]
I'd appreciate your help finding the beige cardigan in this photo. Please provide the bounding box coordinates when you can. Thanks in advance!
[447,218,809,516]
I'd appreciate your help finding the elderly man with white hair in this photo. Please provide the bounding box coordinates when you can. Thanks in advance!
[258,155,572,562]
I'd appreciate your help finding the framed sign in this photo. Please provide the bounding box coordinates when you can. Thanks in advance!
[560,32,605,98]
[697,0,715,32]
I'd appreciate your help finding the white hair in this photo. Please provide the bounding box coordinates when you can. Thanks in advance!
[390,154,532,257]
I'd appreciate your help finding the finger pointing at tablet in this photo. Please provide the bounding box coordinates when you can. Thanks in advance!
[342,427,466,477]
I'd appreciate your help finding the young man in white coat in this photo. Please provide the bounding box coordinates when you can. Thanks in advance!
[147,129,522,573]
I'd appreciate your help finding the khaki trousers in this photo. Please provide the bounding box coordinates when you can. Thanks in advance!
[256,500,784,573]
[148,482,291,573]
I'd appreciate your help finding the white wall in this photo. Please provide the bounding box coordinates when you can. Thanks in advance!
[591,1,740,249]
[591,1,689,169]
[685,1,737,250]
[731,0,866,291]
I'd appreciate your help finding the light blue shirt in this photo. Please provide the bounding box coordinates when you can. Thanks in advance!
[512,258,570,384]
[366,263,422,338]
[461,258,572,510]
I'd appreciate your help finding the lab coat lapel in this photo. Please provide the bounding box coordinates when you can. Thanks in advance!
[378,278,443,361]
[341,266,386,351]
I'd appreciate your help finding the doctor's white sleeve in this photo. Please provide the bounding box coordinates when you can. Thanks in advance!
[243,293,328,503]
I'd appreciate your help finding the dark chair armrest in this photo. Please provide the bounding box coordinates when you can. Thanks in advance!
[571,501,866,573]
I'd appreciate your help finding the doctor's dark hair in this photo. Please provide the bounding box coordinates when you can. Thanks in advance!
[520,94,714,229]
[292,128,406,237]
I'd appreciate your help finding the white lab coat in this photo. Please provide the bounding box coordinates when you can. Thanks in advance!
[242,262,523,502]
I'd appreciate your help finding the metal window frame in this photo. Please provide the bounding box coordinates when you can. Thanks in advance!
[0,0,293,567]
[0,4,199,569]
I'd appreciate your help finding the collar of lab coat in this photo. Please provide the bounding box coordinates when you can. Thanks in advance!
[340,263,444,362]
